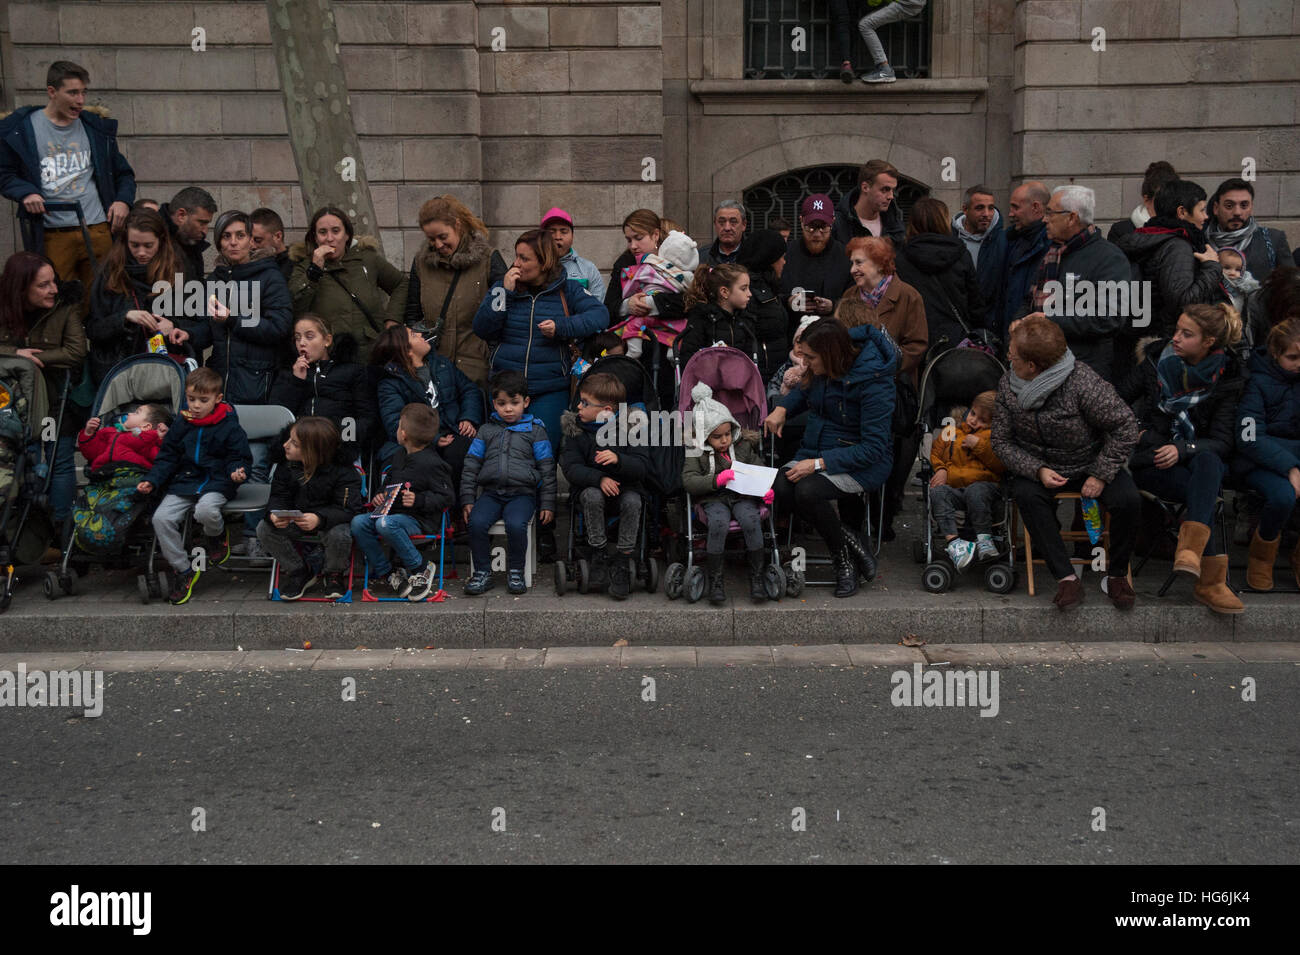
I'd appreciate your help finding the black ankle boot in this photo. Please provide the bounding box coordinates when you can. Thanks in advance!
[746,549,767,603]
[833,545,859,598]
[841,523,877,582]
[707,554,726,605]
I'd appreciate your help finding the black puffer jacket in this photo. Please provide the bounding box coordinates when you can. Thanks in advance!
[375,445,457,534]
[677,302,759,369]
[267,333,378,454]
[1115,218,1227,336]
[894,233,987,348]
[1122,337,1246,469]
[266,446,364,531]
[87,259,162,385]
[185,251,293,405]
[737,229,791,383]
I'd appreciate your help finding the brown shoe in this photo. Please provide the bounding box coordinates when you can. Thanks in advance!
[1193,554,1244,615]
[1247,530,1279,591]
[1173,520,1211,578]
[1103,575,1136,610]
[1052,576,1083,611]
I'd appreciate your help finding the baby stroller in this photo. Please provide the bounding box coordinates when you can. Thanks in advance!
[0,354,63,612]
[911,344,1016,594]
[664,344,798,601]
[48,353,188,603]
[554,354,673,595]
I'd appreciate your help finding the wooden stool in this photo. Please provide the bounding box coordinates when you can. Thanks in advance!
[1012,492,1129,596]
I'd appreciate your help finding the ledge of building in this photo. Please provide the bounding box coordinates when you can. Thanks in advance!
[689,78,989,115]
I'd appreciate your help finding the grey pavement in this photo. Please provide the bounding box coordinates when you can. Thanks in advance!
[1,662,1295,864]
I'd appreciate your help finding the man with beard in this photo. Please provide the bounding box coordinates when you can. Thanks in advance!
[833,159,904,246]
[1115,179,1227,337]
[1205,178,1291,281]
[703,199,749,265]
[158,185,216,284]
[994,180,1052,344]
[780,193,852,333]
[953,184,1007,311]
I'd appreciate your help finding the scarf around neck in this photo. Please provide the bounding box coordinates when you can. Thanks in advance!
[1205,217,1260,253]
[1156,342,1227,440]
[858,274,893,308]
[1009,349,1076,410]
[1031,225,1097,307]
[1137,215,1211,252]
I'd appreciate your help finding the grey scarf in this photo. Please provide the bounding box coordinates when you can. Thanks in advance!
[1009,349,1076,410]
[1205,217,1259,253]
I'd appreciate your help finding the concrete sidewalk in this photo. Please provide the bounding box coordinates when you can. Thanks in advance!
[0,542,1294,651]
[2,641,1297,672]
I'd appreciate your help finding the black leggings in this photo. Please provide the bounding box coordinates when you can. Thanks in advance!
[774,470,861,551]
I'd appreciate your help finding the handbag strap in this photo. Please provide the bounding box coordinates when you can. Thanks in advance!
[429,269,463,340]
[326,271,384,333]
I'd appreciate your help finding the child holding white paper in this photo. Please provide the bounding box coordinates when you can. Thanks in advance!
[681,383,774,605]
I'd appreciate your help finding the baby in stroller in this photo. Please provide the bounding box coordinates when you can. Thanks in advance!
[73,403,174,555]
[928,390,1004,568]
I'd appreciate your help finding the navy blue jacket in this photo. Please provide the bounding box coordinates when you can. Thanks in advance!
[953,211,1009,312]
[994,221,1051,342]
[185,255,293,405]
[0,106,135,245]
[473,273,609,397]
[461,412,557,512]
[141,402,253,499]
[1235,347,1300,478]
[777,323,898,490]
[375,355,485,461]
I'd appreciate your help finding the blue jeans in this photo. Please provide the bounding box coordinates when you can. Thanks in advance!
[467,492,535,572]
[1133,452,1227,555]
[350,513,425,576]
[48,435,77,524]
[1244,469,1298,541]
[527,389,569,453]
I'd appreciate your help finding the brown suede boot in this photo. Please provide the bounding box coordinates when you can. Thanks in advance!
[1247,531,1280,591]
[1173,520,1211,578]
[1193,554,1243,614]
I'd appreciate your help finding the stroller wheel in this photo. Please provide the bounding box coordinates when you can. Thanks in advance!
[137,574,151,604]
[782,563,804,597]
[576,558,590,594]
[43,571,59,601]
[763,564,785,601]
[922,562,952,594]
[664,562,685,600]
[151,573,168,601]
[645,557,660,594]
[60,568,78,595]
[911,538,928,564]
[685,565,706,603]
[984,562,1016,595]
[553,560,568,596]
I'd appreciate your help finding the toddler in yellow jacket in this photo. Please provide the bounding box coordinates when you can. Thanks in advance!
[929,390,1005,569]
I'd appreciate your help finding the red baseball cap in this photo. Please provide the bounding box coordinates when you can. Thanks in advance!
[540,207,573,229]
[800,194,833,226]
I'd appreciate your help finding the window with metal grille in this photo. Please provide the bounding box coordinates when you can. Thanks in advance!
[743,164,930,232]
[744,0,932,80]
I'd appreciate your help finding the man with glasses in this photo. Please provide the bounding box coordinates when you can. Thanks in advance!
[780,194,852,332]
[1014,185,1131,382]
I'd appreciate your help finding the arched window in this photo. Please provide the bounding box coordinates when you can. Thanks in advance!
[743,164,930,231]
[744,0,932,80]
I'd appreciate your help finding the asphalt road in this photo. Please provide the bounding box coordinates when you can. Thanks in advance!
[2,662,1296,864]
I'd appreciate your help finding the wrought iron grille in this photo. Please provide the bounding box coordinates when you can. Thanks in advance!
[744,0,931,80]
[743,164,930,232]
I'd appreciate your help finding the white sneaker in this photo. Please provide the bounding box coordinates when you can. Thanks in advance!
[975,536,998,561]
[946,538,975,570]
[406,561,438,601]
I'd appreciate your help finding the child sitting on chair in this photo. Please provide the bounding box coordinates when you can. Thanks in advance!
[257,416,363,601]
[682,382,774,606]
[928,389,1005,569]
[350,403,454,602]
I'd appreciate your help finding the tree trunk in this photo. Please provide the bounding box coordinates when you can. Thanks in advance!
[265,0,378,237]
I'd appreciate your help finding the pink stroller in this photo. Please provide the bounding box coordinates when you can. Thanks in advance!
[664,346,803,601]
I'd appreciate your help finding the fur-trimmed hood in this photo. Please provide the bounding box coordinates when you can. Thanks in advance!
[560,406,651,439]
[416,230,493,272]
[288,234,382,263]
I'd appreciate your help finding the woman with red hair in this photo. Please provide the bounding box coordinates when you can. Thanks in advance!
[834,236,927,386]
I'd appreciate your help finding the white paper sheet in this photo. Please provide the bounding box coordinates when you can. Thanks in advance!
[725,460,779,497]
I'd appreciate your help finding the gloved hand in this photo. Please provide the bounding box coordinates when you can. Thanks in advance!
[716,469,735,488]
[762,488,775,505]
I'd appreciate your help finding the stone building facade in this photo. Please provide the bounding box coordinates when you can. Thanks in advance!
[1,0,1297,272]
